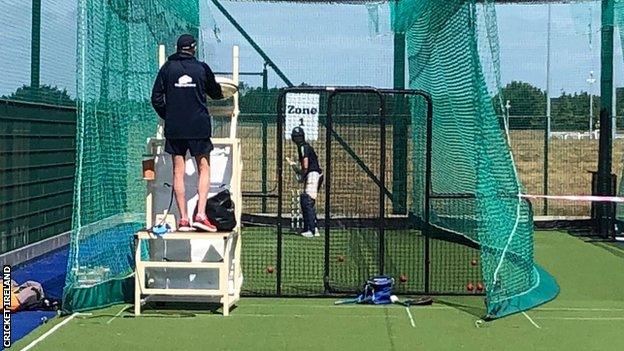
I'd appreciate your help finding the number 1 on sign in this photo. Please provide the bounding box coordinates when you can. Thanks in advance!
[285,93,319,141]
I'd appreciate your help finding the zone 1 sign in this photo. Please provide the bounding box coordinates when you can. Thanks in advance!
[285,93,320,141]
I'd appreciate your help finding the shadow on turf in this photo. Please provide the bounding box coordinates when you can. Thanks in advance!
[434,296,487,320]
[562,228,624,259]
[132,301,238,317]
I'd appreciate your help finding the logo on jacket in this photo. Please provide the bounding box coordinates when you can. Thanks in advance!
[174,75,197,88]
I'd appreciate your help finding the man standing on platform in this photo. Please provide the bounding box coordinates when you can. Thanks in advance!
[151,34,223,232]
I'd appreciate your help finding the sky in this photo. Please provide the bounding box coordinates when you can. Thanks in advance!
[0,1,622,98]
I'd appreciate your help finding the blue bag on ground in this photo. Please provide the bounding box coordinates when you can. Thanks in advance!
[357,276,394,304]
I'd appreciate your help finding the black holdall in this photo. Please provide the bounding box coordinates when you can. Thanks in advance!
[198,189,237,231]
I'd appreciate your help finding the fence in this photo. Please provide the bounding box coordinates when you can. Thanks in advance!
[505,114,624,217]
[0,100,76,253]
[0,0,77,254]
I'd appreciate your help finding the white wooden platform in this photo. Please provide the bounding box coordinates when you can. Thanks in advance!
[134,230,241,316]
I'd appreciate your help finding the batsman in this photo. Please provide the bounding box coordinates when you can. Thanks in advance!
[288,127,323,238]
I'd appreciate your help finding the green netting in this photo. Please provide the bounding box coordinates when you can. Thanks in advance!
[62,0,565,317]
[392,0,558,319]
[63,0,203,312]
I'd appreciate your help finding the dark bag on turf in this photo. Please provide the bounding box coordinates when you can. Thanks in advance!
[357,276,394,305]
[205,189,236,231]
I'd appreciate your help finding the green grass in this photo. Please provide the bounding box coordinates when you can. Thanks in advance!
[12,231,624,351]
[240,227,482,296]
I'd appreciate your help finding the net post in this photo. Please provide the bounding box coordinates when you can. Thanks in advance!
[424,95,433,294]
[261,114,268,213]
[156,44,166,154]
[392,32,408,215]
[276,90,286,296]
[544,3,551,216]
[231,45,240,139]
[378,91,386,275]
[324,91,336,293]
[597,0,615,238]
[543,115,549,215]
[262,62,269,91]
[145,44,167,229]
[30,0,41,89]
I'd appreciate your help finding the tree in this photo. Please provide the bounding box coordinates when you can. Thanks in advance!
[494,81,547,117]
[493,81,547,130]
[2,85,74,106]
[551,91,599,131]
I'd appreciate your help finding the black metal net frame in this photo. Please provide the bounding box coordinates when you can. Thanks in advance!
[241,86,486,297]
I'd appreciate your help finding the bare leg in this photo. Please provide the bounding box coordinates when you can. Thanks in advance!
[196,154,211,217]
[172,155,188,220]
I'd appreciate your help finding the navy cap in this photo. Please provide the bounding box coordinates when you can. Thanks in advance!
[177,34,196,51]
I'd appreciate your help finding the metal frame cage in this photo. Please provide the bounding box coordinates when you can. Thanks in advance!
[240,86,488,298]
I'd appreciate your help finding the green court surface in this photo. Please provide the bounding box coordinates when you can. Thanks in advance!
[239,226,482,296]
[14,231,624,351]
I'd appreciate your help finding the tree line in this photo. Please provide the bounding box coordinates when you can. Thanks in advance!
[493,81,624,131]
[4,81,623,132]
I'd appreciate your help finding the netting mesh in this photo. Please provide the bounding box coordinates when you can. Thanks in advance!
[59,0,567,317]
[63,0,203,312]
[392,0,558,319]
[8,0,624,317]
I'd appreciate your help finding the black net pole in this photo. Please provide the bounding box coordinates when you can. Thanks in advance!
[424,94,433,294]
[378,93,386,275]
[597,0,615,238]
[324,92,336,293]
[276,91,286,295]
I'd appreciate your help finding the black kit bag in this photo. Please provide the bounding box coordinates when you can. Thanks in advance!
[203,189,237,231]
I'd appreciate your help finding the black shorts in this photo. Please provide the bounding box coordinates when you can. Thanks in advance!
[165,138,213,157]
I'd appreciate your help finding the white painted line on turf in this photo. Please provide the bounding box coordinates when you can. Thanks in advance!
[242,303,452,310]
[522,312,541,329]
[20,313,79,351]
[242,303,624,313]
[535,307,624,312]
[405,307,415,328]
[107,306,128,324]
[199,313,404,318]
[534,317,624,321]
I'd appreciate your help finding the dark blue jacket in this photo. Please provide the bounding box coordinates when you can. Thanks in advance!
[297,142,322,176]
[151,52,223,139]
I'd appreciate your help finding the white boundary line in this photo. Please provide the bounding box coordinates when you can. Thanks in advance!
[106,306,129,324]
[242,304,452,310]
[196,313,401,318]
[522,312,541,329]
[405,307,416,328]
[20,313,79,351]
[242,303,624,313]
[535,307,624,312]
[535,317,624,321]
